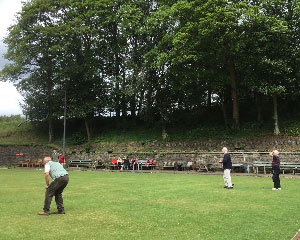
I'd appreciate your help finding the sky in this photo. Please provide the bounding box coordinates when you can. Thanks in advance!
[0,0,23,116]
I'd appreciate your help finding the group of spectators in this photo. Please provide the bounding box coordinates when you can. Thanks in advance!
[111,156,156,170]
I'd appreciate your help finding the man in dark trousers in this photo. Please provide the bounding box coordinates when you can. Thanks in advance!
[38,157,69,215]
[270,150,281,190]
[219,147,233,189]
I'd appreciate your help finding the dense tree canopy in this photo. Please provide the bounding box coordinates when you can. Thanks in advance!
[1,0,300,142]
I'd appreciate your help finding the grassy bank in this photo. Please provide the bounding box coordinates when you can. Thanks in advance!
[0,116,48,145]
[0,169,299,240]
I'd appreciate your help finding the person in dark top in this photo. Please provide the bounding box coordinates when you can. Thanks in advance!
[123,156,129,170]
[270,150,281,190]
[51,149,60,162]
[219,147,233,189]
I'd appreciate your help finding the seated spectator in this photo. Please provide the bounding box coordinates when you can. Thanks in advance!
[117,157,123,170]
[151,158,156,170]
[134,158,139,170]
[111,156,118,170]
[130,158,135,169]
[112,157,117,165]
[146,159,150,169]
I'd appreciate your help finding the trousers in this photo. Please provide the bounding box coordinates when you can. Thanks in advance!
[272,168,280,189]
[223,169,232,187]
[43,175,69,213]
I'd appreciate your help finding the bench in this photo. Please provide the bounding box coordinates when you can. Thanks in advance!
[69,159,94,169]
[163,161,176,170]
[232,163,249,173]
[137,160,155,170]
[280,162,300,174]
[253,161,300,174]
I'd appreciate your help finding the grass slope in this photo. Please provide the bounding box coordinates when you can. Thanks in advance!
[0,170,299,240]
[0,117,47,145]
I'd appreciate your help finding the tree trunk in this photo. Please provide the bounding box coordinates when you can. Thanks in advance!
[121,69,127,118]
[114,62,121,129]
[227,57,240,130]
[273,93,280,135]
[112,21,121,130]
[46,73,54,143]
[221,101,229,128]
[130,97,136,126]
[48,117,53,143]
[84,117,91,142]
[161,122,168,140]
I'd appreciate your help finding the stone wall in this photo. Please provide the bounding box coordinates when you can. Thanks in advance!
[1,143,300,169]
[89,136,300,153]
[67,151,300,170]
[0,145,52,166]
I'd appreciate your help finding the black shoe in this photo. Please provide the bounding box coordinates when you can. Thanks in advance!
[232,184,234,186]
[226,187,233,189]
[224,186,227,188]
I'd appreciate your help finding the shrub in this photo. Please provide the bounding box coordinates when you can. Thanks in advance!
[71,132,86,145]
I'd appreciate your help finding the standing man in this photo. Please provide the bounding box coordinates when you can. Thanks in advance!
[270,150,281,190]
[38,157,69,215]
[219,147,233,189]
[51,149,60,162]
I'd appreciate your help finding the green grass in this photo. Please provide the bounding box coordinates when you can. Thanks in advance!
[0,170,299,240]
[0,116,47,145]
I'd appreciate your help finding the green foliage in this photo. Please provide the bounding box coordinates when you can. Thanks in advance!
[0,170,300,240]
[0,115,23,122]
[1,0,300,141]
[283,121,300,136]
[70,132,86,145]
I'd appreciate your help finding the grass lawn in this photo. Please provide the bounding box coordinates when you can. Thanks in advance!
[0,169,299,240]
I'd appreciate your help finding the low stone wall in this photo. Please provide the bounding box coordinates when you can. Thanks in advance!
[92,136,300,153]
[0,145,52,166]
[1,145,300,169]
[67,151,300,169]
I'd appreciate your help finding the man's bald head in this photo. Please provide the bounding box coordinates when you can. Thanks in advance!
[44,156,51,163]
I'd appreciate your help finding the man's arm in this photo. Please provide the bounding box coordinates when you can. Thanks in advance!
[45,172,50,188]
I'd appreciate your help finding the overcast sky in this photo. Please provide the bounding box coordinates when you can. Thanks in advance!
[0,0,23,116]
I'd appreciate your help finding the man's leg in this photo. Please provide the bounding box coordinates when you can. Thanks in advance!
[224,169,232,188]
[43,179,62,213]
[274,169,280,189]
[54,175,69,212]
[223,170,228,187]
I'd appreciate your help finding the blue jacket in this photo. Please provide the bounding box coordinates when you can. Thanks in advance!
[223,153,232,169]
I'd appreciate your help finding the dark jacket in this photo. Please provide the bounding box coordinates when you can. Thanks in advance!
[223,153,232,169]
[272,155,280,169]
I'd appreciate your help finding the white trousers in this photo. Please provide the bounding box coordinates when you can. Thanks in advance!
[223,169,232,187]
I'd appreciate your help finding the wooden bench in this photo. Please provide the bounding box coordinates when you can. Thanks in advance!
[138,160,155,170]
[280,162,300,174]
[69,159,93,169]
[163,161,176,170]
[232,163,249,173]
[253,161,272,174]
[253,161,300,174]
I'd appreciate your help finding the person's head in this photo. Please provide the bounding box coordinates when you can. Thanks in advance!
[53,149,57,153]
[273,150,279,156]
[222,147,228,154]
[43,156,51,164]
